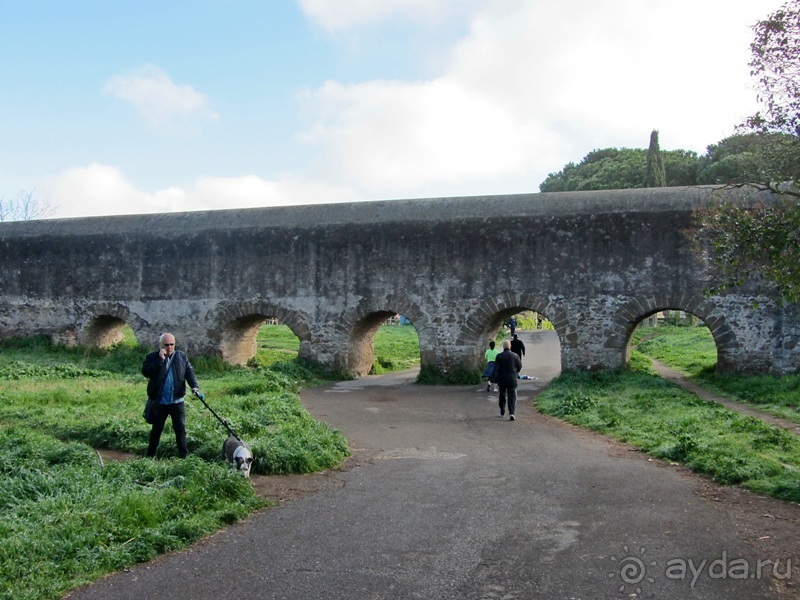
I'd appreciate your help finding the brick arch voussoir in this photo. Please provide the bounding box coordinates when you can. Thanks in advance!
[611,293,736,353]
[85,302,132,323]
[462,292,559,348]
[78,302,145,347]
[208,300,312,343]
[336,295,427,338]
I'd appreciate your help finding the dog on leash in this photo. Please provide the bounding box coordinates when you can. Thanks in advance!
[222,436,254,478]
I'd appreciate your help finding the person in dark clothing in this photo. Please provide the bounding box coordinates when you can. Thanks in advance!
[491,339,522,421]
[510,334,526,364]
[506,316,517,336]
[142,333,201,458]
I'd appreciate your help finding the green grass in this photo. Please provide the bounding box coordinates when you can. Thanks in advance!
[514,311,554,331]
[251,323,302,368]
[633,324,718,377]
[0,336,350,600]
[536,356,800,504]
[0,430,261,600]
[634,324,800,424]
[372,325,420,374]
[254,323,421,375]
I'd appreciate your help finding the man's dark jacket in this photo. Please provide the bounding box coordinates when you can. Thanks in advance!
[510,338,526,358]
[142,350,198,401]
[491,349,522,387]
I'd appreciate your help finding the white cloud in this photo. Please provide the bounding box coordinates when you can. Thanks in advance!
[44,164,359,219]
[47,164,151,217]
[297,0,469,31]
[190,175,360,208]
[297,0,782,197]
[299,78,562,192]
[104,64,219,131]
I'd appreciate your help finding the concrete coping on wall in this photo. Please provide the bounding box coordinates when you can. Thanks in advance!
[0,184,775,238]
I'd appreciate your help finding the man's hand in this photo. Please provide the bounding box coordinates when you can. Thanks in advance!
[159,348,167,360]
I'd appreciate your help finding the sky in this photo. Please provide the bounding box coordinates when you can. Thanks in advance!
[0,0,784,220]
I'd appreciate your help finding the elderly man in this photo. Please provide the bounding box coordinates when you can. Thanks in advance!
[491,339,522,421]
[142,333,201,458]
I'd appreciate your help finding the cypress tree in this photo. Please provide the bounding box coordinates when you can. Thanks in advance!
[644,129,666,187]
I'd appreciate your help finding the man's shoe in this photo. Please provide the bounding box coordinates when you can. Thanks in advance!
[509,415,515,421]
[499,412,504,418]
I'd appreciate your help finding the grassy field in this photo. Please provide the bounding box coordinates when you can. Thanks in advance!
[0,335,349,600]
[634,324,800,424]
[371,324,421,373]
[253,322,302,367]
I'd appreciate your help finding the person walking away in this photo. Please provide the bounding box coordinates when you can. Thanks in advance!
[510,333,526,366]
[142,333,201,458]
[483,340,501,392]
[506,316,517,336]
[491,340,522,420]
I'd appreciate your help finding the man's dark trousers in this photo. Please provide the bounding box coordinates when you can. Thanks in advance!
[147,402,188,458]
[498,383,518,417]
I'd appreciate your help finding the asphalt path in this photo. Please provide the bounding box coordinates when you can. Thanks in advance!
[67,330,799,599]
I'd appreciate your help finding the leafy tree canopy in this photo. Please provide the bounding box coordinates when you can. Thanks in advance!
[697,132,798,185]
[695,195,800,304]
[539,147,698,192]
[746,0,800,138]
[539,131,795,193]
[740,0,800,190]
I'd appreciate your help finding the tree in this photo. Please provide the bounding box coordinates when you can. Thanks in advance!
[644,130,666,187]
[539,146,698,192]
[694,0,800,304]
[746,0,800,138]
[695,194,800,304]
[697,132,797,184]
[742,0,800,190]
[0,190,55,222]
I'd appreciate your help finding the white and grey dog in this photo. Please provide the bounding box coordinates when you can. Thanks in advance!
[222,436,254,478]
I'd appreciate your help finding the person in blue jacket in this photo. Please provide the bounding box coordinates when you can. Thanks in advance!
[142,332,201,458]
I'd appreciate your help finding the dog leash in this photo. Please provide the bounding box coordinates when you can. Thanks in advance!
[192,390,242,442]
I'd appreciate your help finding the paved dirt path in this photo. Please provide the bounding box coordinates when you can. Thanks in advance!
[68,331,800,599]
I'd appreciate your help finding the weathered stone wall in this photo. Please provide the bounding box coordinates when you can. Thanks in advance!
[0,186,796,375]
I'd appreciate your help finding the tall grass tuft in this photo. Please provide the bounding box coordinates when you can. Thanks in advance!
[0,426,264,600]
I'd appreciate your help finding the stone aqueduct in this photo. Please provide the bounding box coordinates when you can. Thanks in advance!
[0,186,797,376]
